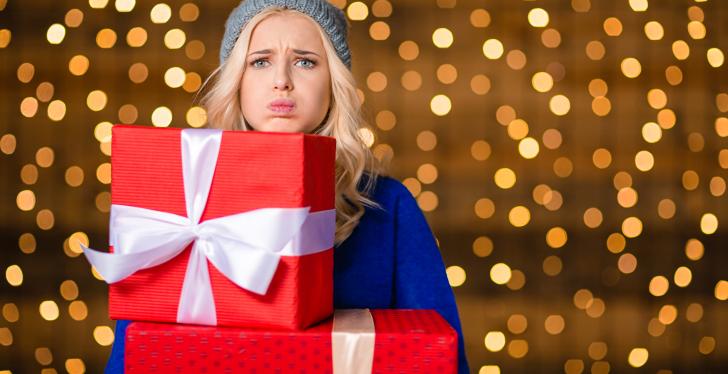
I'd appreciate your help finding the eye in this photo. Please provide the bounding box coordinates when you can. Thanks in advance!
[250,58,269,68]
[296,58,316,69]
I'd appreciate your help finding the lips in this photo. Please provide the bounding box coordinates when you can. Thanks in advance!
[268,98,295,114]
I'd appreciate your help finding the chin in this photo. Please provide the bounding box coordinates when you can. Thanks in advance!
[252,118,309,133]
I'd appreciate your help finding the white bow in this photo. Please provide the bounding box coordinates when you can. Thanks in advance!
[83,128,335,326]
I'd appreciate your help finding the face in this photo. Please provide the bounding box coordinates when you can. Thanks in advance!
[240,13,332,133]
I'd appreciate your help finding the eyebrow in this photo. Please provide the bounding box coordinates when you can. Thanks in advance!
[248,49,321,57]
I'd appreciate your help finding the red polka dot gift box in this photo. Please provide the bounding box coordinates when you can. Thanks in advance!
[125,309,458,373]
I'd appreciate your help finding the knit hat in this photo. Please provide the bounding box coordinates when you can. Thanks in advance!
[220,0,352,69]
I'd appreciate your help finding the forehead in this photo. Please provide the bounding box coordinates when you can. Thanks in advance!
[248,12,325,52]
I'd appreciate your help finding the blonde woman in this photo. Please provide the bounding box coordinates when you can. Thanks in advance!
[106,1,469,372]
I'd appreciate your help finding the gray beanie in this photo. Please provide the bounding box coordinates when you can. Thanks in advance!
[220,0,352,69]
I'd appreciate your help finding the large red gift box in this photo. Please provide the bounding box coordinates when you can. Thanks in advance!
[125,309,458,373]
[92,125,335,330]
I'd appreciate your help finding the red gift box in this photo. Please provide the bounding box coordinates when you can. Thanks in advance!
[84,125,335,330]
[125,309,458,373]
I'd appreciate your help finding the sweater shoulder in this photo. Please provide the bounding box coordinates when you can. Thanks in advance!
[366,175,414,207]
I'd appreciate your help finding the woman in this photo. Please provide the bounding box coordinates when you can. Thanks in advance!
[106,1,469,373]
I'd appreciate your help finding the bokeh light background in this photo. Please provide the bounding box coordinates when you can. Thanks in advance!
[1,0,727,373]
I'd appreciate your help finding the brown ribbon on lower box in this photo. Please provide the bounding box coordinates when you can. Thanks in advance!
[332,309,376,374]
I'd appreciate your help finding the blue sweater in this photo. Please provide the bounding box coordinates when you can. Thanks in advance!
[105,175,469,373]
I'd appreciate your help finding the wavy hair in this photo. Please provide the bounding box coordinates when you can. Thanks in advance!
[199,7,382,245]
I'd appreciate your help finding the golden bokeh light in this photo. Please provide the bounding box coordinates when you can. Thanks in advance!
[47,100,67,121]
[39,300,59,321]
[700,213,718,235]
[586,40,605,60]
[86,90,107,112]
[35,347,53,365]
[126,27,147,47]
[69,300,88,321]
[494,168,516,189]
[436,64,457,84]
[180,3,200,22]
[471,140,491,161]
[685,303,704,323]
[96,28,117,48]
[65,166,84,187]
[5,265,23,287]
[371,0,392,17]
[507,340,528,359]
[346,1,368,21]
[36,209,55,230]
[507,314,527,334]
[542,256,562,276]
[432,27,454,48]
[542,129,562,150]
[621,57,642,78]
[60,280,79,301]
[164,67,186,88]
[369,21,390,41]
[93,326,115,346]
[549,94,571,116]
[1,134,16,155]
[150,3,172,23]
[657,198,676,219]
[649,276,669,297]
[490,263,512,285]
[68,55,90,76]
[528,8,549,27]
[417,191,438,212]
[472,236,493,258]
[546,227,567,248]
[417,163,438,184]
[398,40,419,61]
[506,270,526,291]
[628,348,649,368]
[544,315,565,335]
[474,198,495,219]
[603,17,623,36]
[152,106,173,127]
[401,70,422,91]
[416,131,437,151]
[621,216,643,238]
[508,206,530,227]
[634,150,654,171]
[470,9,491,28]
[366,71,387,92]
[430,94,452,116]
[46,23,66,45]
[446,266,466,287]
[644,21,664,40]
[114,0,135,12]
[470,74,491,95]
[482,39,504,59]
[164,28,186,49]
[618,253,638,274]
[583,207,603,229]
[375,110,396,131]
[19,232,37,254]
[65,358,86,374]
[672,40,690,60]
[715,281,728,301]
[484,331,506,352]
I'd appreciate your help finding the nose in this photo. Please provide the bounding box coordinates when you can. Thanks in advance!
[273,65,293,91]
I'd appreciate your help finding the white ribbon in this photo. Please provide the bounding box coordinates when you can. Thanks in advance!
[332,309,376,374]
[82,128,335,326]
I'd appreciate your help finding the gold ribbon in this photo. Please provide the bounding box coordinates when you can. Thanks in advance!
[332,309,376,374]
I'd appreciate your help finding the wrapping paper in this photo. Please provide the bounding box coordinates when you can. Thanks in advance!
[98,125,336,329]
[125,309,458,373]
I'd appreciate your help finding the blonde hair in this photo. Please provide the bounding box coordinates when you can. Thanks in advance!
[199,7,382,245]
